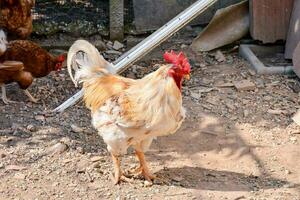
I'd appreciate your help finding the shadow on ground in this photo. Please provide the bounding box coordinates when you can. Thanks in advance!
[155,166,295,191]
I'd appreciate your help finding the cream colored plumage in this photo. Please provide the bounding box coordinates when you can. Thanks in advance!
[68,40,189,184]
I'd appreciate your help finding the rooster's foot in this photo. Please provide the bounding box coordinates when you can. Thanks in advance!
[128,165,156,182]
[110,153,133,185]
[110,172,133,185]
[141,169,156,182]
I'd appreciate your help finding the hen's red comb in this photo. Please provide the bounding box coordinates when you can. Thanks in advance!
[57,54,65,62]
[163,50,191,70]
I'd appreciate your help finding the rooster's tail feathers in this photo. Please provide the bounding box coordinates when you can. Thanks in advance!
[67,40,115,87]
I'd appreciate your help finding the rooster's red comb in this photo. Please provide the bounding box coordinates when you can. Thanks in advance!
[163,50,191,71]
[163,50,178,64]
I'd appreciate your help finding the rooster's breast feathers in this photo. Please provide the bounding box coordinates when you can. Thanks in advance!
[87,65,185,137]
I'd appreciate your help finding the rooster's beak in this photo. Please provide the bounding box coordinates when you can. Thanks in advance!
[184,74,190,80]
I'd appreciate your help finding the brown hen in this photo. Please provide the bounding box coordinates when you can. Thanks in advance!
[1,40,66,77]
[0,38,66,104]
[0,0,35,39]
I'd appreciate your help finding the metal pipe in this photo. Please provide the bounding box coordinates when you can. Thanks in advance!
[114,0,217,73]
[53,0,217,113]
[239,45,294,75]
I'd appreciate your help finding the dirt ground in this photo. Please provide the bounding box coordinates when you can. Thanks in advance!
[0,33,300,200]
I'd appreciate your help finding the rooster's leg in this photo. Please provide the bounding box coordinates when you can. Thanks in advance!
[111,153,122,184]
[135,150,155,182]
[1,84,16,104]
[111,153,132,184]
[23,90,38,103]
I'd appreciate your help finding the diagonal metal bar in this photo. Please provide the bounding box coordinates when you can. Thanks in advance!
[53,0,217,113]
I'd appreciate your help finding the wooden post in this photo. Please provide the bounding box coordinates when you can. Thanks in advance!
[110,0,124,41]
